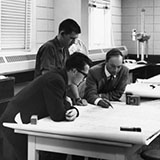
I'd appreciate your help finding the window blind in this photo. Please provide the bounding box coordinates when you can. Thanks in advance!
[0,0,31,50]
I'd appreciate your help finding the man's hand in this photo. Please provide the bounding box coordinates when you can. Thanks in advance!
[65,109,77,121]
[97,99,110,108]
[75,98,88,106]
[98,98,114,109]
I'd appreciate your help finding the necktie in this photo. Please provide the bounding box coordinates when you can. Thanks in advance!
[107,75,114,82]
[103,75,114,92]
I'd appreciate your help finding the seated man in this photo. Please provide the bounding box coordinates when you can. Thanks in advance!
[84,48,129,108]
[0,52,92,160]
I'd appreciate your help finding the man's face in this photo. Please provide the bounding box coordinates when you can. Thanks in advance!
[72,64,90,86]
[106,55,123,76]
[61,31,79,48]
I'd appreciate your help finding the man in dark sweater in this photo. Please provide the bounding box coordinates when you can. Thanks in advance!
[0,52,92,160]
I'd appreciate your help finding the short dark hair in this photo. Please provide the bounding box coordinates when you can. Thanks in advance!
[105,48,123,62]
[59,19,81,34]
[65,52,92,71]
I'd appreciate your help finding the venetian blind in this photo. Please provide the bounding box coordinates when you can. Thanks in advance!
[0,0,31,50]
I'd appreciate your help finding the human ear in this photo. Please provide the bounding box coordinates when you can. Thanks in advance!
[72,68,77,74]
[60,30,65,37]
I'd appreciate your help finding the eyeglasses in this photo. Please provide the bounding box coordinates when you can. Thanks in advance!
[77,69,87,79]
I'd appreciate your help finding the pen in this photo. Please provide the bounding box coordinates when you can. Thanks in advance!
[103,98,114,109]
[120,127,141,132]
[109,103,114,109]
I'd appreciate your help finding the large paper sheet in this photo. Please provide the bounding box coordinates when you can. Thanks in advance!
[3,101,160,145]
[125,74,160,98]
[137,74,160,84]
[125,82,160,98]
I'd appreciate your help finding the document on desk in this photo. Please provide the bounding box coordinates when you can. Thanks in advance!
[3,101,160,146]
[136,74,160,84]
[125,74,160,98]
[125,82,160,98]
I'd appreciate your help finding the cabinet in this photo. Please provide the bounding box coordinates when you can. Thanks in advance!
[0,76,15,157]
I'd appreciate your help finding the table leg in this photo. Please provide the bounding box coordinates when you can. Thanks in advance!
[126,144,141,160]
[28,135,38,160]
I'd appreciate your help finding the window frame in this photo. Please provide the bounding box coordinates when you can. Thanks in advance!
[0,0,36,54]
[88,0,111,50]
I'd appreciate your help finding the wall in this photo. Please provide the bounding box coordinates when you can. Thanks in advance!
[35,0,122,51]
[122,0,160,55]
[111,0,122,46]
[35,0,84,50]
[36,0,55,50]
[54,0,81,34]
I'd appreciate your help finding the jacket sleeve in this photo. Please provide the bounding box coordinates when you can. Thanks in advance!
[42,78,74,121]
[85,66,129,103]
[84,69,101,104]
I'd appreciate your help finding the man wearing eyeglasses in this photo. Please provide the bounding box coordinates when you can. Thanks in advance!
[0,52,92,160]
[84,48,129,108]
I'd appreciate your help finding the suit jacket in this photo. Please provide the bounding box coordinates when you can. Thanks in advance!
[0,68,78,160]
[1,68,78,124]
[84,62,129,104]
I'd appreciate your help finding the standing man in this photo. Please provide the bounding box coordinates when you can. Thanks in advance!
[0,52,92,160]
[34,18,81,78]
[85,48,129,108]
[34,18,87,106]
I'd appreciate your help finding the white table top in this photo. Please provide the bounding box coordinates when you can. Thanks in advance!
[124,63,145,70]
[3,101,160,146]
[125,74,160,98]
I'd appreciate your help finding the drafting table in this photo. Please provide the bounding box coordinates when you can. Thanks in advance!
[3,101,160,160]
[124,63,160,83]
[138,74,160,84]
[124,63,145,83]
[125,74,160,98]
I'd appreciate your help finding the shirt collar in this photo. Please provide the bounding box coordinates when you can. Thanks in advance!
[54,36,65,51]
[104,65,116,78]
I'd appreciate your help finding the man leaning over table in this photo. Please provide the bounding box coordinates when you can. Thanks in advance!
[84,48,129,108]
[34,18,88,107]
[0,52,92,160]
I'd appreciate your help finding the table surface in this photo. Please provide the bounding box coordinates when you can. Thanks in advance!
[3,101,160,146]
[125,74,160,98]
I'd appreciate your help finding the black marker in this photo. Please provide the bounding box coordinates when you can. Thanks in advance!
[120,127,141,132]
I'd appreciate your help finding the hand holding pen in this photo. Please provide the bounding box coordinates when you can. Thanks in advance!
[97,98,113,109]
[103,98,114,109]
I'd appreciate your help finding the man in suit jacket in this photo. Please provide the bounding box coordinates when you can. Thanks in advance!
[85,48,129,108]
[0,52,92,160]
